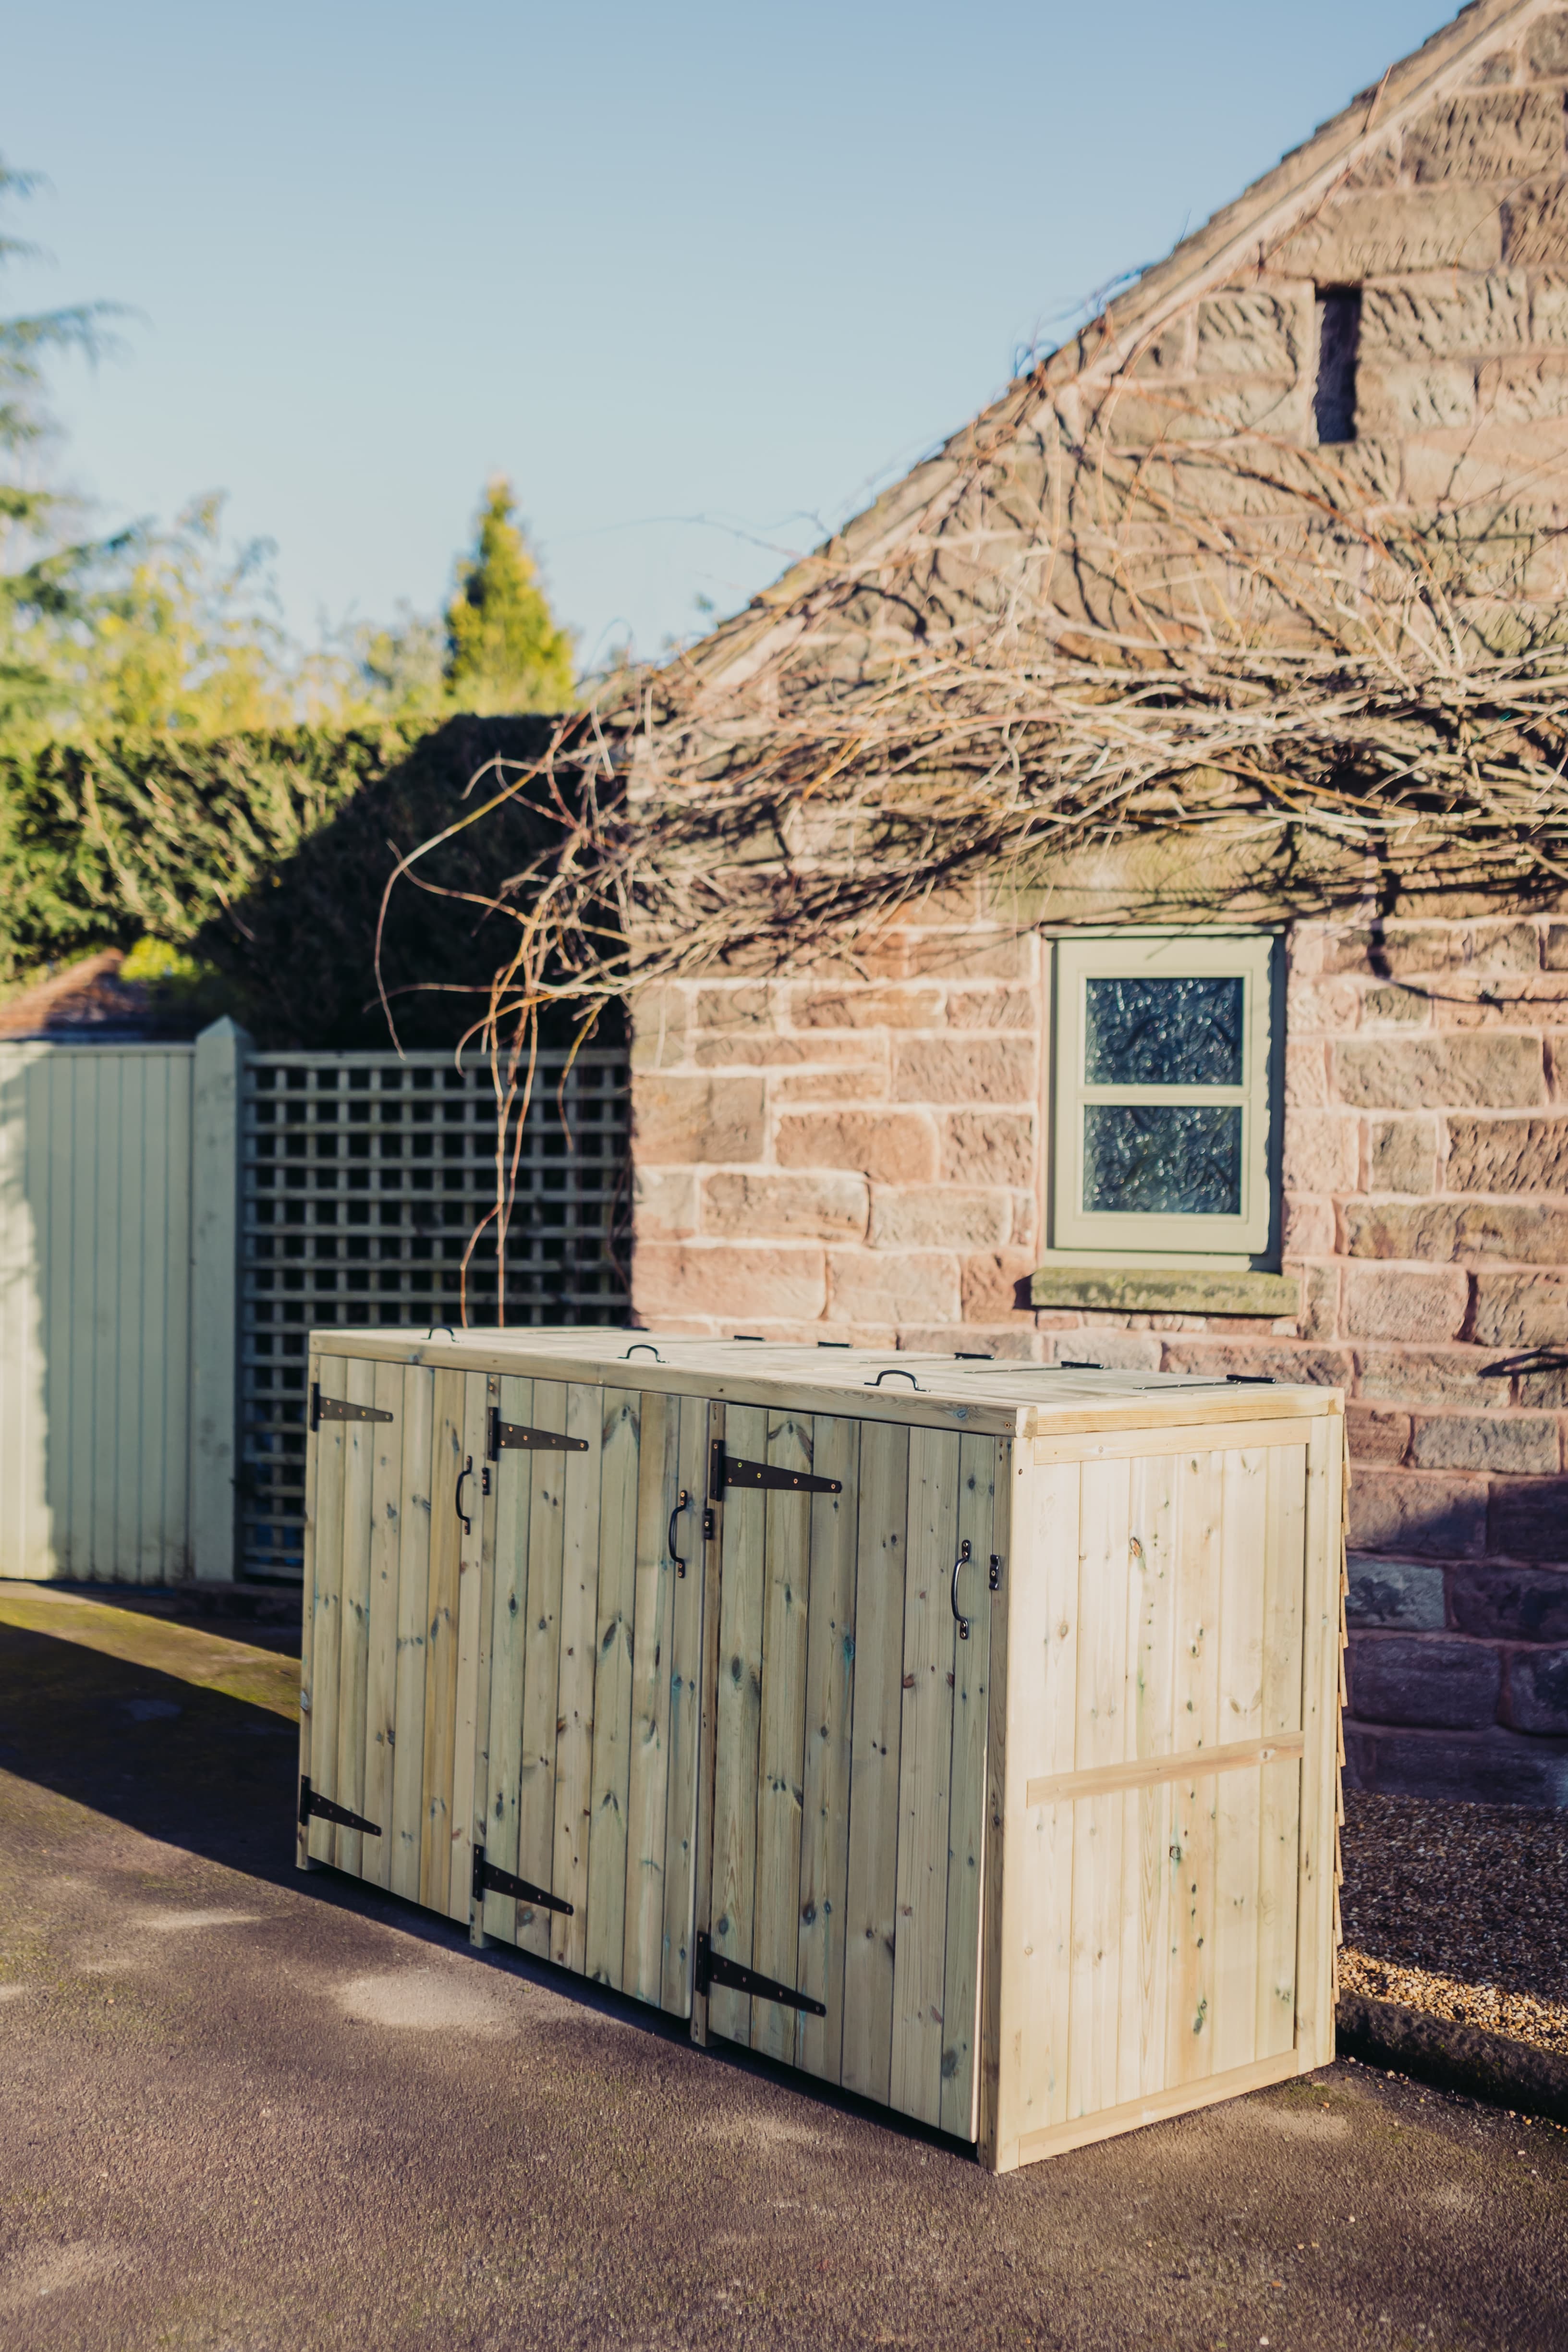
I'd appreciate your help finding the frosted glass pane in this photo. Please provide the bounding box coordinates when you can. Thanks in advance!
[1084,975,1244,1086]
[1083,1104,1242,1215]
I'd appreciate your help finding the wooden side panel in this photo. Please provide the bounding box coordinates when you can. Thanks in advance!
[361,1356,405,1890]
[750,1408,814,2063]
[333,1356,378,1877]
[939,1432,996,2141]
[1167,1447,1223,2087]
[389,1365,435,1903]
[840,1420,909,2105]
[795,1415,860,2083]
[623,1387,681,2003]
[1211,1448,1270,2077]
[552,1382,605,1975]
[1257,1442,1308,2059]
[305,1354,348,1867]
[448,1371,491,1922]
[661,1394,712,2017]
[1067,1458,1131,2121]
[1296,1416,1345,2072]
[889,1426,959,2128]
[1130,1452,1179,2100]
[517,1380,570,1955]
[481,1373,534,1946]
[420,1367,467,1914]
[707,1401,767,2046]
[294,1345,322,1867]
[586,1388,641,1988]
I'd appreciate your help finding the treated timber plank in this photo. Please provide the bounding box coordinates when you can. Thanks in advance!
[1032,1417,1311,1466]
[586,1388,641,1988]
[552,1381,605,1975]
[708,1402,768,2046]
[1067,1458,1131,2121]
[1168,1445,1224,2086]
[1130,1451,1179,2100]
[295,1346,325,1867]
[1257,1443,1309,2059]
[390,1365,435,1903]
[420,1367,467,1914]
[306,1353,348,1867]
[519,1379,570,1957]
[1295,1417,1344,2072]
[939,1431,995,2142]
[361,1356,405,1890]
[976,1439,1015,2168]
[1212,1448,1270,2077]
[751,1408,814,2062]
[482,1373,534,1947]
[662,1393,712,2018]
[1025,1735,1305,1807]
[840,1419,909,2106]
[334,1356,377,1877]
[1017,2048,1304,2165]
[688,1402,725,2049]
[889,1426,960,2129]
[624,1385,681,2003]
[447,1371,491,1923]
[469,1373,501,1945]
[795,1415,861,2083]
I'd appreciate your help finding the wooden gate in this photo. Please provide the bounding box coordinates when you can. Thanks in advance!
[696,1404,1003,2142]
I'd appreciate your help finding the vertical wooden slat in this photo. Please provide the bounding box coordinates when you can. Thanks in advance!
[707,1401,768,2044]
[1256,1442,1308,2059]
[688,1403,725,2049]
[552,1380,605,1975]
[361,1356,404,1890]
[623,1386,681,2002]
[420,1367,466,1914]
[164,1052,195,1581]
[1168,1446,1223,2085]
[795,1414,860,2082]
[938,1431,996,2141]
[976,1438,1017,2169]
[750,1407,814,2062]
[518,1379,570,1955]
[90,1058,121,1581]
[469,1374,499,1944]
[333,1356,378,1877]
[295,1343,324,1868]
[114,1055,147,1581]
[661,1392,713,2018]
[1295,1417,1344,2071]
[586,1387,641,1988]
[889,1426,959,2128]
[1130,1452,1179,2099]
[390,1363,435,1902]
[447,1370,491,1922]
[1212,1448,1270,2076]
[306,1353,348,1866]
[482,1373,535,1947]
[1068,1458,1131,2120]
[840,1418,909,2105]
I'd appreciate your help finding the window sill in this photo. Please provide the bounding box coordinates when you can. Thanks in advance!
[1029,1266,1300,1319]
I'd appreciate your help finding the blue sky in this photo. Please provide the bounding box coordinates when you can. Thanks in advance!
[5,1,1450,668]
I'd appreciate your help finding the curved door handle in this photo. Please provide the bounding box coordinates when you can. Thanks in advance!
[950,1538,973,1641]
[867,1367,920,1390]
[668,1488,690,1580]
[456,1455,474,1536]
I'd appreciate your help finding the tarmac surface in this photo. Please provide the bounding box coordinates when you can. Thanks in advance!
[1,1582,1565,2352]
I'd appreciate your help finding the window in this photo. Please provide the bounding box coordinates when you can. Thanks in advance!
[1314,287,1361,445]
[1049,932,1278,1263]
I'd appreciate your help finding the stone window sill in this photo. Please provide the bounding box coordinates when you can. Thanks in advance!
[1029,1266,1300,1319]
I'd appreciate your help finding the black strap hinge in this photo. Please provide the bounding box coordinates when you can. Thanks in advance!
[708,1439,840,1500]
[694,1930,826,2016]
[488,1408,590,1460]
[311,1385,393,1432]
[298,1776,381,1837]
[472,1843,574,1917]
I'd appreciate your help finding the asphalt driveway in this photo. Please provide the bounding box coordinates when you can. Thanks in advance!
[1,1584,1564,2352]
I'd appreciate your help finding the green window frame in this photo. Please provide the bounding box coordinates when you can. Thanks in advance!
[1048,930,1278,1264]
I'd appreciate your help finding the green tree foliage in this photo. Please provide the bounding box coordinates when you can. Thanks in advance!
[443,478,575,714]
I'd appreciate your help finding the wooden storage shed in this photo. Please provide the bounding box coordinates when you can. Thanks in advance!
[297,1329,1346,2168]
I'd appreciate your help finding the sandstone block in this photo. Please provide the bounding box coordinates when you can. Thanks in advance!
[1283,1108,1358,1194]
[939,1111,1037,1187]
[1504,176,1568,264]
[1451,1564,1568,1642]
[1342,1196,1568,1263]
[868,1186,1009,1252]
[1054,1328,1163,1371]
[633,1243,827,1326]
[1283,974,1361,1030]
[1469,46,1519,85]
[1285,1039,1331,1109]
[1520,1364,1568,1409]
[1348,1633,1500,1729]
[794,984,943,1031]
[693,1033,874,1070]
[1192,291,1307,376]
[1527,10,1568,73]
[1274,188,1503,280]
[1411,1412,1561,1474]
[959,1250,1036,1324]
[1553,1032,1568,1101]
[1104,380,1310,445]
[1282,1196,1335,1258]
[1296,1262,1339,1341]
[1356,363,1475,433]
[633,1073,766,1165]
[702,1171,869,1243]
[826,1249,961,1326]
[1348,1470,1487,1559]
[1360,270,1529,359]
[1359,985,1430,1030]
[771,1066,890,1105]
[1347,1405,1412,1465]
[629,986,691,1072]
[1490,1476,1568,1562]
[1367,1115,1438,1195]
[1504,1647,1568,1736]
[632,1167,698,1242]
[1345,1554,1446,1630]
[1326,921,1539,979]
[1546,922,1568,970]
[945,987,1038,1031]
[1332,1033,1545,1110]
[1471,1268,1568,1348]
[892,1037,1036,1106]
[1343,1264,1469,1343]
[1405,90,1565,183]
[693,984,775,1031]
[905,932,1037,983]
[775,1110,938,1188]
[1345,1723,1568,1806]
[1354,1347,1497,1409]
[1444,1114,1568,1193]
[1478,353,1568,422]
[1157,1340,1350,1386]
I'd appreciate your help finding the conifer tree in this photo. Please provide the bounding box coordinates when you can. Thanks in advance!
[443,479,574,714]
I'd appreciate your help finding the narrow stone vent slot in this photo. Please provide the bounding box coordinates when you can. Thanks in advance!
[1314,287,1361,445]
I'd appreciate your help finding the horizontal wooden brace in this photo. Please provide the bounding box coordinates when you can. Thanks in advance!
[1030,1416,1312,1465]
[1025,1730,1305,1811]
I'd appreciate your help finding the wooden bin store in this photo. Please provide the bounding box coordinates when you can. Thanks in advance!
[296,1331,1346,2170]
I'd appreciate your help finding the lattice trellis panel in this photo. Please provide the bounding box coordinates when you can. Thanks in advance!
[239,1048,628,1581]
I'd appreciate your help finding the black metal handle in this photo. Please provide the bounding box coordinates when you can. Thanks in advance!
[951,1537,973,1641]
[427,1323,455,1340]
[867,1367,920,1390]
[456,1455,473,1536]
[668,1488,690,1580]
[625,1342,662,1362]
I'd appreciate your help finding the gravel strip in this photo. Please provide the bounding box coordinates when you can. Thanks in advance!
[1340,1789,1568,2059]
